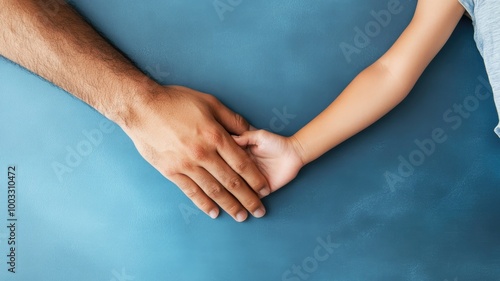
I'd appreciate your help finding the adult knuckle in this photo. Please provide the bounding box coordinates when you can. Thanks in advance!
[184,187,199,199]
[197,199,211,210]
[169,85,187,92]
[163,170,175,178]
[226,177,243,192]
[206,184,223,198]
[233,113,247,128]
[204,93,219,105]
[178,160,193,171]
[226,203,240,214]
[190,144,208,161]
[236,159,251,173]
[205,129,224,146]
[244,198,261,211]
[253,178,267,191]
[160,166,177,178]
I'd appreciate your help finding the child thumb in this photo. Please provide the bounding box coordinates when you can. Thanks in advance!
[231,131,259,147]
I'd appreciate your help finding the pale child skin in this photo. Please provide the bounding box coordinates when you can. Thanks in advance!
[233,0,466,192]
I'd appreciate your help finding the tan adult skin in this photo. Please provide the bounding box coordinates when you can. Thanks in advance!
[0,0,270,222]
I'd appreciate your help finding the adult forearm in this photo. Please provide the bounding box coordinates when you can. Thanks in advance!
[0,0,152,126]
[0,0,269,221]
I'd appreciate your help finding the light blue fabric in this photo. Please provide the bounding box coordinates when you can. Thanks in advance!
[459,0,500,137]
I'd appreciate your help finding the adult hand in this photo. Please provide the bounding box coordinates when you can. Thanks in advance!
[0,1,268,222]
[122,85,270,222]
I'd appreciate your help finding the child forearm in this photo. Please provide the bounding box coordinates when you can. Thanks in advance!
[292,60,414,164]
[291,0,465,165]
[233,0,464,192]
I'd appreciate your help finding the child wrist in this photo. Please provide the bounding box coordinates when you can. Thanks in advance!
[289,135,307,167]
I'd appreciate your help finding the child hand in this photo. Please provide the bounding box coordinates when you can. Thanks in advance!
[233,130,305,193]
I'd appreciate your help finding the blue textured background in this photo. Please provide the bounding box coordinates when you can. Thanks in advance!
[1,0,499,280]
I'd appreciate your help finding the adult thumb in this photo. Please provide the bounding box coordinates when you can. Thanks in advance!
[213,102,250,135]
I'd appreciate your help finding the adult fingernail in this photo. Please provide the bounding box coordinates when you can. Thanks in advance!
[235,211,247,222]
[209,209,218,219]
[253,206,266,218]
[259,187,270,197]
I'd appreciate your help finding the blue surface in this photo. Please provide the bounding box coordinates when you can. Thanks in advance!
[1,0,499,280]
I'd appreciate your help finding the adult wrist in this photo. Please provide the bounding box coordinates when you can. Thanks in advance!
[109,76,160,131]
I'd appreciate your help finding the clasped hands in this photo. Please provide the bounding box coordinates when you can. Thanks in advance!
[124,85,305,222]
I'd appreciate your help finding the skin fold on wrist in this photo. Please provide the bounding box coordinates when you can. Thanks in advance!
[289,135,307,167]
